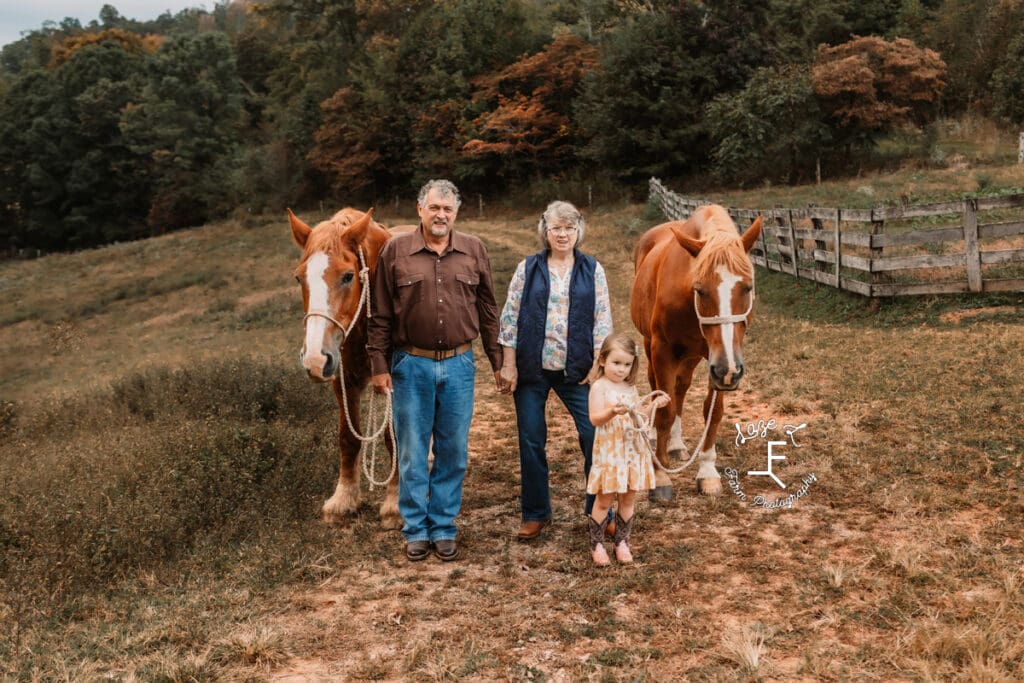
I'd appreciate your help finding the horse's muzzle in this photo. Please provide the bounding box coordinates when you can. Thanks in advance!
[302,349,338,383]
[709,363,744,391]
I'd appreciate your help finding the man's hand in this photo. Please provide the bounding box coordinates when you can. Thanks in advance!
[372,373,392,394]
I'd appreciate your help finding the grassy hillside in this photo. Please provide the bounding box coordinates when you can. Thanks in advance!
[1,167,1023,679]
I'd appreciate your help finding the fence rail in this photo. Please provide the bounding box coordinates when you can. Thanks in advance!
[649,178,1024,297]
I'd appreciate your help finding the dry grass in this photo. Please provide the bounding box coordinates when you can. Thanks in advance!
[1,169,1023,680]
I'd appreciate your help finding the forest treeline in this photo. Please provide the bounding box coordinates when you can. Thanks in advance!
[2,0,1023,252]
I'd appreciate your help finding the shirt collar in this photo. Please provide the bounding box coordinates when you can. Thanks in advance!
[407,224,468,256]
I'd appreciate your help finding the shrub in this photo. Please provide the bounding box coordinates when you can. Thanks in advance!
[0,357,338,612]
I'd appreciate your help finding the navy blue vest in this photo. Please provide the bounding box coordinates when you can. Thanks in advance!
[516,250,597,384]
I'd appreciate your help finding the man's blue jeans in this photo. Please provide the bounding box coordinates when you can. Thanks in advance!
[513,369,596,521]
[391,349,476,543]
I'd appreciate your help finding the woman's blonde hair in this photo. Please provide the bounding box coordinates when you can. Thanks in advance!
[592,332,641,384]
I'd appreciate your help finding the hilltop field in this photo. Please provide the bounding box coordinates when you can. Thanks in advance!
[2,168,1024,680]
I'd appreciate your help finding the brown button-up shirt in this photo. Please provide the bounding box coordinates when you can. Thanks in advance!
[367,226,502,375]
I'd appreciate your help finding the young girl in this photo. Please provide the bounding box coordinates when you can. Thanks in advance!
[586,333,669,566]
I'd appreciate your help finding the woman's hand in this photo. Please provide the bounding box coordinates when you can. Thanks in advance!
[499,347,518,394]
[499,364,518,394]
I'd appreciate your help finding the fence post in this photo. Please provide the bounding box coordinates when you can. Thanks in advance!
[833,209,842,289]
[786,209,799,278]
[870,210,886,298]
[812,214,829,277]
[774,208,791,269]
[963,198,982,292]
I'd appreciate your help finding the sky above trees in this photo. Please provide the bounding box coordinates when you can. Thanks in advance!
[0,1,209,48]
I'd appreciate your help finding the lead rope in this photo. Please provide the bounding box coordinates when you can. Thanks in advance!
[308,246,397,489]
[626,387,718,474]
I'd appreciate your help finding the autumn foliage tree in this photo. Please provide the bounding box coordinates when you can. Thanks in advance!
[812,36,947,152]
[49,28,162,67]
[460,34,598,182]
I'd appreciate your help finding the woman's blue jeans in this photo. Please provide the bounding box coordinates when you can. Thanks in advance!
[513,369,596,521]
[391,349,476,543]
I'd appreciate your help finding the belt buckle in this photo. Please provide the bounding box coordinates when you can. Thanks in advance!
[434,348,445,361]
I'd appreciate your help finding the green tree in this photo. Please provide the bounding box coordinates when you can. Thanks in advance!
[394,0,549,184]
[707,64,829,185]
[768,0,904,62]
[121,33,244,231]
[0,38,151,251]
[577,1,771,181]
[306,0,550,198]
[914,0,1024,113]
[253,0,362,201]
[990,32,1024,126]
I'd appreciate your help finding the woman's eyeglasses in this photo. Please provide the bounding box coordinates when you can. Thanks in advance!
[547,225,578,235]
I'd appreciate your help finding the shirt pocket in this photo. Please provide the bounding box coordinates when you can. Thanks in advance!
[454,271,479,308]
[396,271,424,307]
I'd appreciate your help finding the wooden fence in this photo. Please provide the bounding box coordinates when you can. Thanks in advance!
[649,177,1024,297]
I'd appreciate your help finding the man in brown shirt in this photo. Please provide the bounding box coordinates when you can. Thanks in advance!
[368,179,502,562]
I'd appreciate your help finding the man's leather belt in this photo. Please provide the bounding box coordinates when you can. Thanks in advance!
[400,342,472,361]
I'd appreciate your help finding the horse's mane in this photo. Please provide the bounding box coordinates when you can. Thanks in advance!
[304,208,374,254]
[691,208,754,282]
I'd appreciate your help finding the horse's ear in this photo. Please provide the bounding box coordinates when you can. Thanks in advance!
[741,215,764,253]
[343,208,374,247]
[671,225,705,258]
[288,208,312,248]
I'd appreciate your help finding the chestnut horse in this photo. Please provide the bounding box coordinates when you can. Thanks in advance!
[288,207,411,529]
[631,204,763,500]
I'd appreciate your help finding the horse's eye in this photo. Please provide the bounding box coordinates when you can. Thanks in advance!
[339,271,355,286]
[694,287,705,296]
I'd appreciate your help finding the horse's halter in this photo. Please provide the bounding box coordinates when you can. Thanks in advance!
[302,246,372,345]
[693,288,755,334]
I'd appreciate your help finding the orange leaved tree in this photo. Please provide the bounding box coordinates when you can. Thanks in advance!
[812,35,947,153]
[460,33,598,183]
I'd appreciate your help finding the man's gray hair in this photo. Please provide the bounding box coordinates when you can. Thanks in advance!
[537,200,586,249]
[418,179,462,210]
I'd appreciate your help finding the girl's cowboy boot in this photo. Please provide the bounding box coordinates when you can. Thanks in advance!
[613,513,634,563]
[588,515,611,567]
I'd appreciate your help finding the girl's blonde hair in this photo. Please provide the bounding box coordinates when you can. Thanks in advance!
[592,332,641,384]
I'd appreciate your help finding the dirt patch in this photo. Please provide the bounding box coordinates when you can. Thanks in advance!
[939,305,1020,323]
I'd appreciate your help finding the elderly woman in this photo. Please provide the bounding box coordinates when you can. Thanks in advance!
[498,201,613,541]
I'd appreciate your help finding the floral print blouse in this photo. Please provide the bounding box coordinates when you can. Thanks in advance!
[498,257,613,371]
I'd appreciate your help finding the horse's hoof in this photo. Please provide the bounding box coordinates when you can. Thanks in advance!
[697,477,722,496]
[650,485,674,503]
[321,510,352,525]
[379,514,403,531]
[321,502,358,524]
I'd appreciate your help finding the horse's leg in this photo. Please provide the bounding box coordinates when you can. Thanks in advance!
[694,383,726,496]
[322,380,361,523]
[378,426,402,530]
[648,340,685,502]
[667,359,699,459]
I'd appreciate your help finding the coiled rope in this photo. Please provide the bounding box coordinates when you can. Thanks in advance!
[624,387,719,474]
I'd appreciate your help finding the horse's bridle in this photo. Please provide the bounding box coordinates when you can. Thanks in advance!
[693,289,755,329]
[302,246,372,345]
